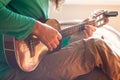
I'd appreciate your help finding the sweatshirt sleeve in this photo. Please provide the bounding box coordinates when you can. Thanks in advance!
[0,1,36,40]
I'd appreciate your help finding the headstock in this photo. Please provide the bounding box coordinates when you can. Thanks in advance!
[90,10,118,27]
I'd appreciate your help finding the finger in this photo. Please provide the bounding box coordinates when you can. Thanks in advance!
[84,26,90,32]
[84,26,93,37]
[52,37,60,48]
[47,43,53,51]
[85,25,96,32]
[83,30,89,38]
[83,18,90,22]
[54,38,60,46]
[50,42,57,50]
[84,26,88,30]
[92,27,96,32]
[47,39,60,51]
[57,32,62,40]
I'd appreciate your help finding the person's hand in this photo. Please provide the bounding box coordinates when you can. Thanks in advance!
[32,21,62,51]
[83,25,96,38]
[82,18,96,38]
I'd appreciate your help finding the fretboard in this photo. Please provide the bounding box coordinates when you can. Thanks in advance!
[59,21,94,38]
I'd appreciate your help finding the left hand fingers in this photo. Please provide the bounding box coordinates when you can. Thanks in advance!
[83,25,96,38]
[83,17,90,22]
[85,25,96,32]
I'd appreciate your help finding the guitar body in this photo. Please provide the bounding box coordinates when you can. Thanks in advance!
[4,19,62,72]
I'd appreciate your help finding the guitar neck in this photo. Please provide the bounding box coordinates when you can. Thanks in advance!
[59,20,94,38]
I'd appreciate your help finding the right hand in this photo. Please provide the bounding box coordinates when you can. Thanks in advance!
[32,21,62,51]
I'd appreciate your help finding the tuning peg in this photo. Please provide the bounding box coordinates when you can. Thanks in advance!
[105,11,118,17]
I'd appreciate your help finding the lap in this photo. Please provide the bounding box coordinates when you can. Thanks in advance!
[3,38,119,80]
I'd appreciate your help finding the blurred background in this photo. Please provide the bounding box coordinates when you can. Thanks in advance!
[49,0,120,31]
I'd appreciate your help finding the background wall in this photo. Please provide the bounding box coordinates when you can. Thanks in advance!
[49,4,120,31]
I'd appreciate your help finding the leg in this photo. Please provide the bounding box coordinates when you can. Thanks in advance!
[83,38,120,80]
[3,38,120,80]
[74,67,110,80]
[3,39,88,80]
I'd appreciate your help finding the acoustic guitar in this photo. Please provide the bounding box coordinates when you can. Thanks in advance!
[3,10,118,72]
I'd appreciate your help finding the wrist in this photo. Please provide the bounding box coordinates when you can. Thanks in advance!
[32,21,42,37]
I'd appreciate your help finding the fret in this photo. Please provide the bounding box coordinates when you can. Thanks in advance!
[59,21,87,38]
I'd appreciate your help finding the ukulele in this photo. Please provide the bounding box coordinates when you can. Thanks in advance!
[3,10,118,72]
